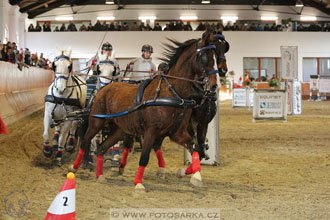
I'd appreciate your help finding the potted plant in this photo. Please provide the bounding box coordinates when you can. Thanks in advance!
[268,78,281,88]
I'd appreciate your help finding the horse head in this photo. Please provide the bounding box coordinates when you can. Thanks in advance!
[197,29,221,93]
[97,53,116,87]
[52,47,72,95]
[211,30,229,77]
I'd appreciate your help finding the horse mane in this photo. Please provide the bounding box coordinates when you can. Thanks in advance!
[160,38,200,69]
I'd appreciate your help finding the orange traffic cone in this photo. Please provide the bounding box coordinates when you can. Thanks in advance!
[0,117,8,134]
[44,172,76,220]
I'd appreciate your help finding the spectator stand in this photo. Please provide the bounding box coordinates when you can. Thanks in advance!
[310,75,330,101]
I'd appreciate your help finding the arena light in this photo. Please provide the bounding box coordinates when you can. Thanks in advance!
[295,0,304,7]
[105,0,114,4]
[261,16,278,21]
[201,0,210,3]
[138,16,157,20]
[221,16,238,22]
[300,16,317,21]
[97,16,115,20]
[180,16,198,20]
[55,17,73,21]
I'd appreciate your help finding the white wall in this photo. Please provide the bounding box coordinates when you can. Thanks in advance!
[25,31,330,82]
[0,0,26,48]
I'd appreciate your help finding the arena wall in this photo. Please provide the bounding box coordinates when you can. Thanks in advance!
[0,61,53,125]
[25,31,330,84]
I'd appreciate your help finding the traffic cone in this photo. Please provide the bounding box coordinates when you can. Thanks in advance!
[44,172,76,220]
[0,117,8,134]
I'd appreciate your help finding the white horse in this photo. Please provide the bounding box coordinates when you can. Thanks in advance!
[43,48,87,166]
[88,52,120,166]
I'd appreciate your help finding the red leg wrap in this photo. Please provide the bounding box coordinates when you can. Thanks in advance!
[73,149,85,169]
[191,152,201,173]
[120,148,130,168]
[134,166,145,185]
[155,149,165,168]
[96,155,104,178]
[185,164,193,175]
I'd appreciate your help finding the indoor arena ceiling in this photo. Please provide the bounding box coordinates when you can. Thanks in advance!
[9,0,330,19]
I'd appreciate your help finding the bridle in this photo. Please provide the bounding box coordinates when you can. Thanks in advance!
[53,55,71,93]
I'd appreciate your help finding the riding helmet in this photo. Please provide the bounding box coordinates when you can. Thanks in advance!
[141,44,153,53]
[102,42,113,51]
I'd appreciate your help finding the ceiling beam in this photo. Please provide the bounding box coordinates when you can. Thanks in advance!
[9,0,23,5]
[302,0,330,16]
[27,0,77,19]
[19,0,49,13]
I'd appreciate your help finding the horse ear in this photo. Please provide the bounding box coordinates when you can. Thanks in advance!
[201,30,213,46]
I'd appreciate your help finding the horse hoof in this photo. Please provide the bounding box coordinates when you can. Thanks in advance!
[190,171,203,187]
[43,147,53,158]
[157,168,165,179]
[135,183,145,193]
[119,167,125,175]
[65,145,74,153]
[68,165,78,173]
[176,168,186,178]
[97,175,106,183]
[55,158,62,167]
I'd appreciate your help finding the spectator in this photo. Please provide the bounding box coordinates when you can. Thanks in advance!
[270,23,276,31]
[1,45,8,62]
[153,23,162,31]
[28,24,35,32]
[107,22,114,31]
[216,21,224,32]
[101,21,108,31]
[297,23,305,31]
[24,48,31,66]
[87,22,93,31]
[145,24,153,31]
[7,46,16,63]
[196,22,206,31]
[232,23,239,31]
[79,24,87,31]
[256,24,263,31]
[264,24,271,31]
[276,24,282,31]
[169,21,175,30]
[241,23,248,31]
[114,22,121,31]
[139,22,146,31]
[183,21,192,31]
[60,23,67,32]
[35,23,42,32]
[93,20,102,31]
[224,23,231,31]
[176,21,184,30]
[248,23,257,31]
[54,26,60,32]
[67,21,77,31]
[121,22,129,31]
[325,23,330,32]
[43,23,51,32]
[163,24,170,31]
[308,22,321,32]
[130,22,140,31]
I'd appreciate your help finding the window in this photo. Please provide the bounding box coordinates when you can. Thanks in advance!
[243,57,281,82]
[303,58,330,82]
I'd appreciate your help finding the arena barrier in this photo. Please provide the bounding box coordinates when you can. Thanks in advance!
[184,91,220,166]
[253,80,288,123]
[0,61,53,125]
[309,75,330,101]
[232,87,254,109]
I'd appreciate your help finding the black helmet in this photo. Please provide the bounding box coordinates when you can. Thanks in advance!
[102,42,112,51]
[141,44,153,53]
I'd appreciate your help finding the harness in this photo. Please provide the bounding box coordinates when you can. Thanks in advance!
[92,42,219,129]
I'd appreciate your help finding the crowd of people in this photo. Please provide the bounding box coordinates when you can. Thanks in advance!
[0,40,51,70]
[27,20,330,32]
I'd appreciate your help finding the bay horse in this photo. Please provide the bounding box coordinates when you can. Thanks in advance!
[43,48,87,166]
[118,32,230,179]
[70,30,220,191]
